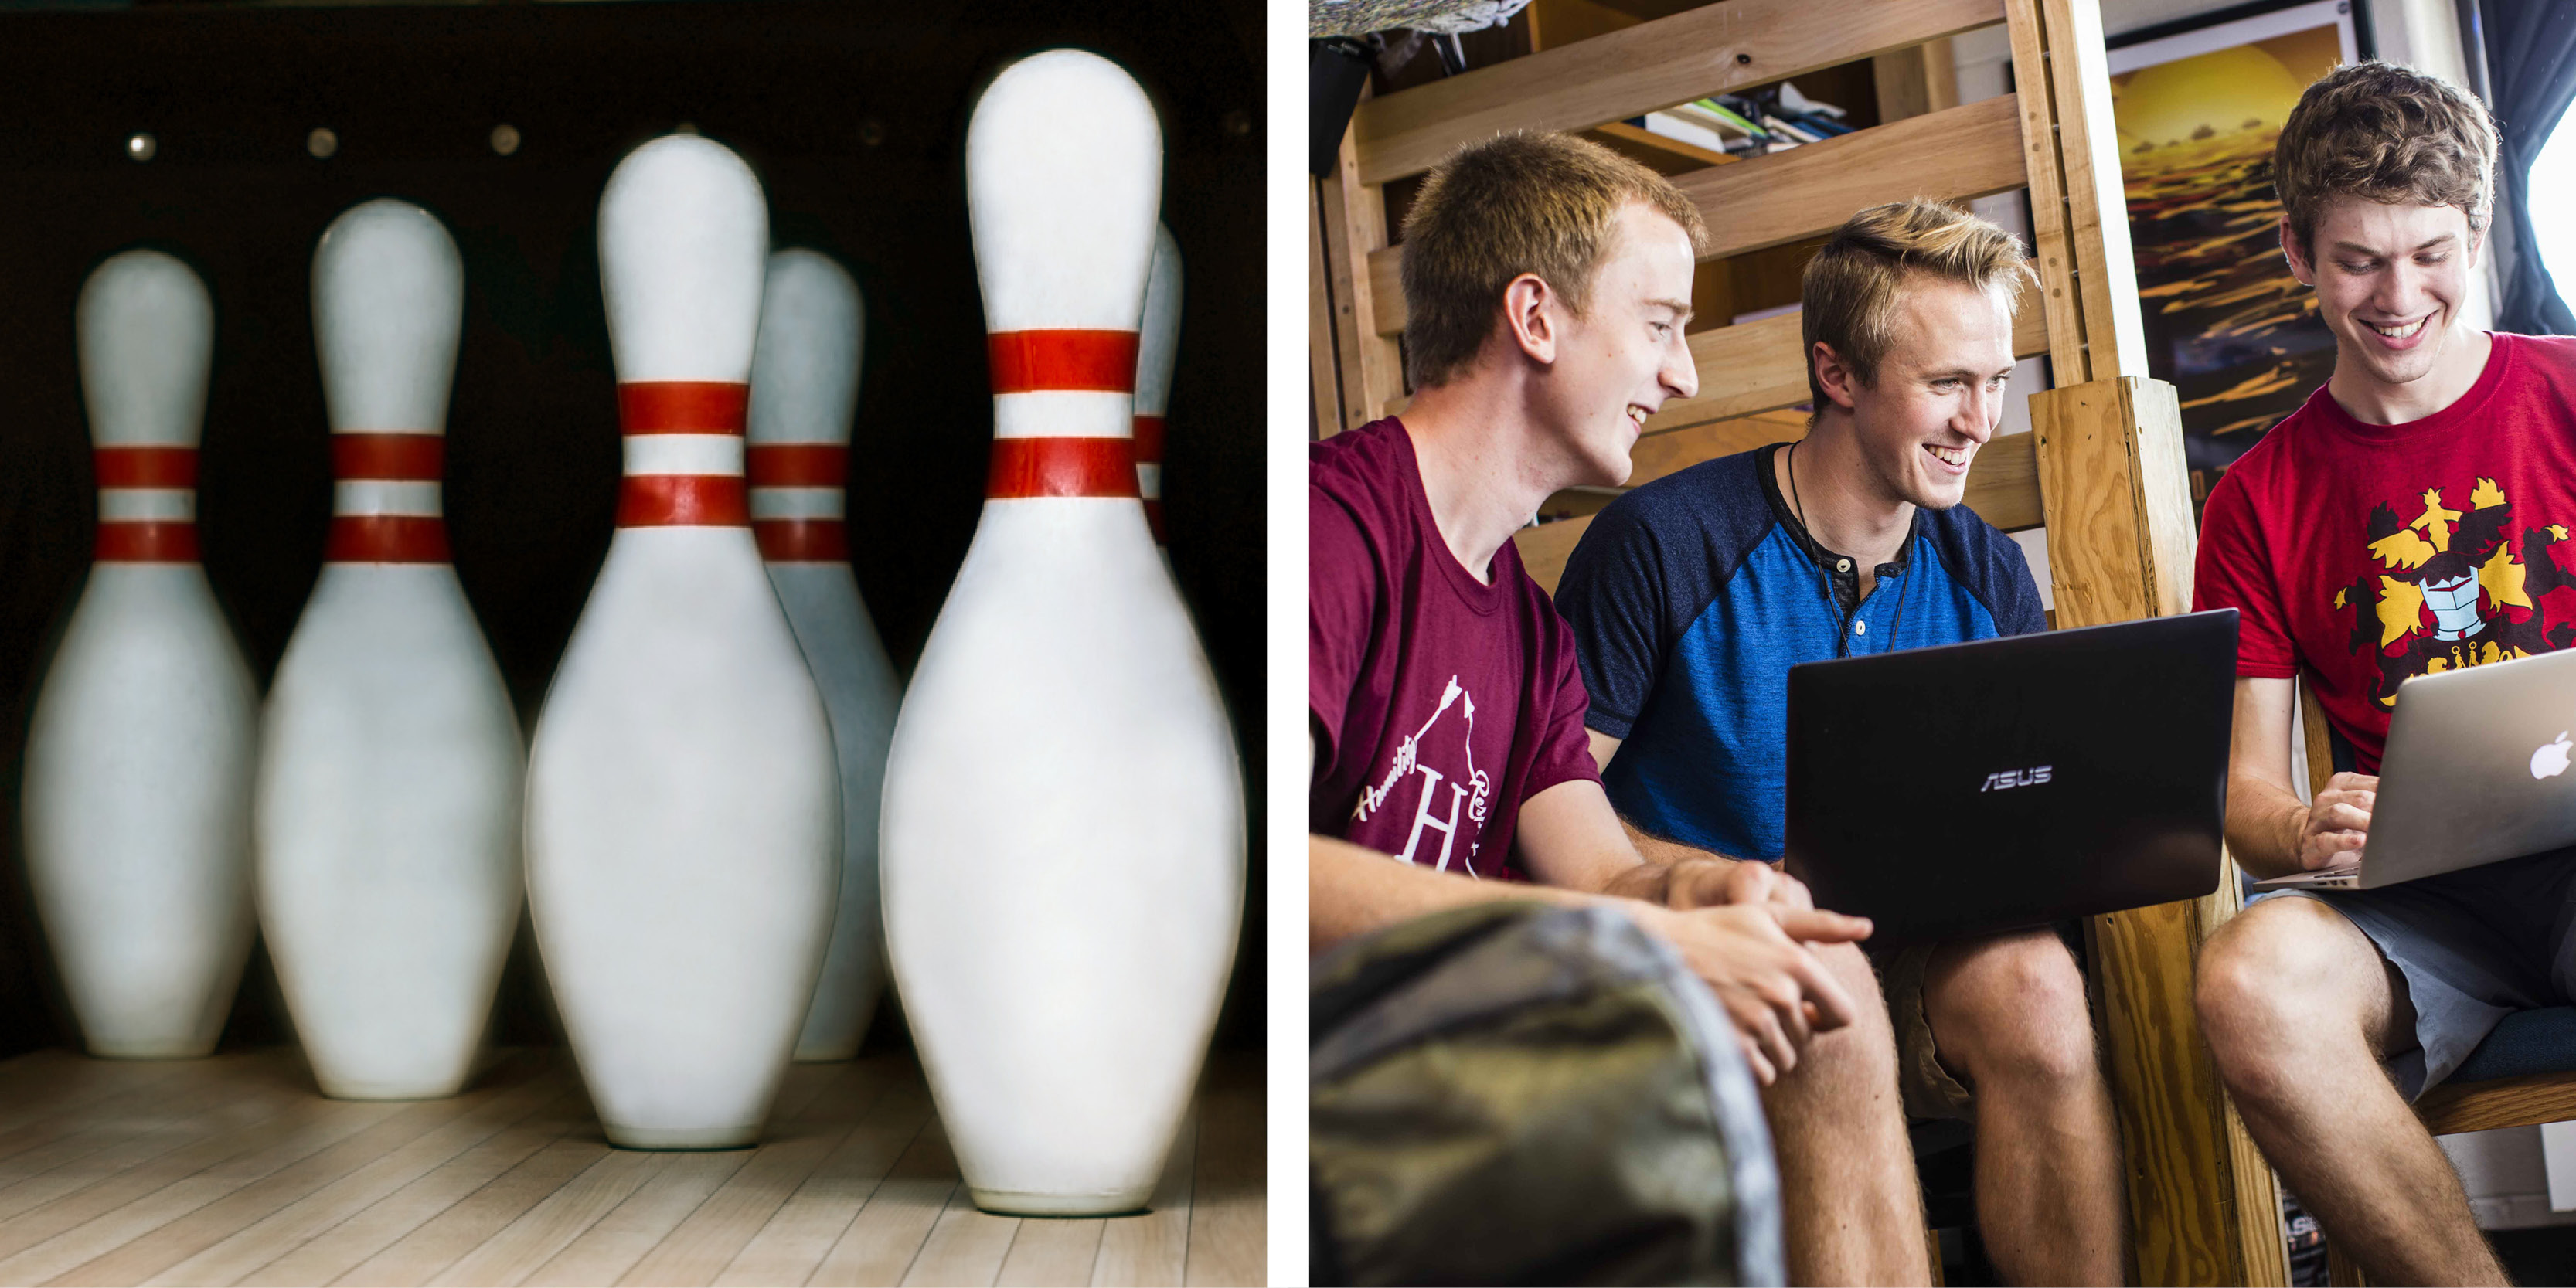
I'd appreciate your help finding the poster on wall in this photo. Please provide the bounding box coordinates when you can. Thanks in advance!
[2108,0,2367,502]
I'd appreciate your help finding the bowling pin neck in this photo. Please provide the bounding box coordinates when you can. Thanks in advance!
[747,443,848,564]
[93,446,199,564]
[326,432,450,564]
[984,328,1142,507]
[617,380,750,529]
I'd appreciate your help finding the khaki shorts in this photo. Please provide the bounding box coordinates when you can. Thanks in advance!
[1878,940,1976,1122]
[1876,924,2092,1123]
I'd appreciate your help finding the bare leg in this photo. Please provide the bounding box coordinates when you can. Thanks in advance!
[1921,929,2124,1286]
[1764,941,1929,1286]
[2196,895,2504,1285]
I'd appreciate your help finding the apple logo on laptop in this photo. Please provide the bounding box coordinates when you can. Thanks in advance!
[2535,732,2573,781]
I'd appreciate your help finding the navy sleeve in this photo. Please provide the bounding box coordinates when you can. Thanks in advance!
[1557,454,1777,738]
[1930,503,2048,636]
[1553,501,1667,739]
[1992,538,2047,635]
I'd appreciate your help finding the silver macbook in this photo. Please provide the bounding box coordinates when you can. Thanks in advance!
[2256,646,2576,891]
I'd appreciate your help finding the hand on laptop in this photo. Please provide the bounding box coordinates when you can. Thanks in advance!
[2299,771,2377,869]
[1640,901,1872,1085]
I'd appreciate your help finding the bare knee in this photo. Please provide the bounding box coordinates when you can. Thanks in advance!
[2195,899,2383,1098]
[1924,930,2097,1091]
[1779,941,1897,1092]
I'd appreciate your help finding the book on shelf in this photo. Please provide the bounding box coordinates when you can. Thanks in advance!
[1635,110,1734,155]
[1760,115,1821,144]
[1680,98,1764,136]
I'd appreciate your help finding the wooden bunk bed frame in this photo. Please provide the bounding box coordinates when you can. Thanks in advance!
[1310,1,2289,1283]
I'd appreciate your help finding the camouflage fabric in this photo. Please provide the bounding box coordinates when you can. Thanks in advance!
[1309,0,1530,38]
[1311,902,1782,1286]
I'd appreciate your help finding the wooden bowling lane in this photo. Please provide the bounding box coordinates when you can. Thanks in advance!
[0,1047,1263,1286]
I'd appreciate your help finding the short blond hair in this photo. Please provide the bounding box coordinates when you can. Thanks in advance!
[2275,60,2495,253]
[1802,201,2032,410]
[1400,131,1708,389]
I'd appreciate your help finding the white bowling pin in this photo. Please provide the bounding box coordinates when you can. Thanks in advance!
[881,49,1245,1216]
[254,199,526,1100]
[1135,223,1179,548]
[747,249,902,1064]
[524,135,839,1149]
[23,250,258,1059]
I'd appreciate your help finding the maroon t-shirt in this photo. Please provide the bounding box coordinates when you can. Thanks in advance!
[1310,417,1600,882]
[2196,332,2576,770]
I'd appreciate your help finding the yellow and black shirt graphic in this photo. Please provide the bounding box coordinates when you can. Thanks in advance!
[2333,479,2576,709]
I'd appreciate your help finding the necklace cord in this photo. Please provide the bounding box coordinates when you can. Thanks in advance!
[1787,439,1911,658]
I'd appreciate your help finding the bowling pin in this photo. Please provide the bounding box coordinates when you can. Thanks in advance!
[23,250,258,1059]
[881,49,1245,1216]
[524,134,839,1150]
[747,249,902,1064]
[254,199,525,1100]
[1134,224,1179,548]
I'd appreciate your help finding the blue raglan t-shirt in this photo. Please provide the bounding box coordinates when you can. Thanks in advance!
[1555,443,2047,861]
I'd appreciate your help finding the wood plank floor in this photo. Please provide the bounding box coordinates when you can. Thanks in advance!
[0,1045,1263,1286]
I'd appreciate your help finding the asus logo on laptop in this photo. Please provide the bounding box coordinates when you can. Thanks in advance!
[1980,766,2053,791]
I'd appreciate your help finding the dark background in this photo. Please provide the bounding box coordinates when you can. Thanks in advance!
[0,0,1266,1061]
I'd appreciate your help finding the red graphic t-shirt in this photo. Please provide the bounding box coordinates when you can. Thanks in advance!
[1310,418,1600,881]
[2196,332,2576,771]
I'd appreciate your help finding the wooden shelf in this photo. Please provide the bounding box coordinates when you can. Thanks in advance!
[0,1046,1262,1286]
[1578,121,1741,175]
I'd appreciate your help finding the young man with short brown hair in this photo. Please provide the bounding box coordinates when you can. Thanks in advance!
[1310,131,1897,1281]
[2191,59,2571,1285]
[1554,198,2125,1286]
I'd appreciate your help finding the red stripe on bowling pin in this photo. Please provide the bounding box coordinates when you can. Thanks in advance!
[618,381,749,528]
[986,437,1138,499]
[746,444,846,486]
[94,446,198,488]
[985,330,1138,393]
[618,381,750,433]
[747,444,848,562]
[985,329,1138,501]
[1131,413,1165,542]
[94,446,200,563]
[332,433,445,480]
[326,432,451,563]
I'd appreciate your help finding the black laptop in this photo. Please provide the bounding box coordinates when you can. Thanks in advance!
[1781,609,2237,944]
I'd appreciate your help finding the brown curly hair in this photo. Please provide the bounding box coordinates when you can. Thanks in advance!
[2274,60,2496,253]
[1399,131,1707,390]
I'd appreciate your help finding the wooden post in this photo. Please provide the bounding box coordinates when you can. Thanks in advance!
[1310,178,1346,440]
[1316,113,1404,432]
[2031,376,2289,1287]
[2006,0,2151,386]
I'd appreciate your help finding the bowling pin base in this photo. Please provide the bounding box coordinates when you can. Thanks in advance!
[83,1039,217,1061]
[602,1122,762,1151]
[313,1077,469,1102]
[968,1187,1154,1218]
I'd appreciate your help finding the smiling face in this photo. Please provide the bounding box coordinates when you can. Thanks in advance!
[2285,196,2481,402]
[1820,277,2016,511]
[1527,202,1700,487]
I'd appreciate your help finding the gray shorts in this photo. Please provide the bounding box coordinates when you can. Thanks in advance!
[2252,844,2576,1099]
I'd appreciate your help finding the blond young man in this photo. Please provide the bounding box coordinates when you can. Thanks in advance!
[1310,133,1900,1281]
[2192,61,2576,1286]
[1554,201,2125,1286]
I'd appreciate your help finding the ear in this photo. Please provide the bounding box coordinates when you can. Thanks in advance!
[2279,215,2317,287]
[1812,341,1860,412]
[1499,272,1558,366]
